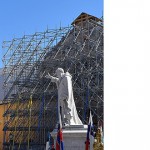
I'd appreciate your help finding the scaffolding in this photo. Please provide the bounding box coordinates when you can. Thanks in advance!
[2,12,103,150]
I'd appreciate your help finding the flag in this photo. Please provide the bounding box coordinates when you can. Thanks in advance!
[46,141,50,150]
[56,113,64,150]
[85,124,90,150]
[46,132,51,150]
[89,111,94,150]
[85,111,94,150]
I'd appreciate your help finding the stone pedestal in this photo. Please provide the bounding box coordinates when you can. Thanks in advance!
[51,125,87,150]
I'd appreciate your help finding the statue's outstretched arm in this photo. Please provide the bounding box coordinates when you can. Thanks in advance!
[45,73,59,83]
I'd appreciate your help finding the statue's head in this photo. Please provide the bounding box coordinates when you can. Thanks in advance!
[56,68,64,78]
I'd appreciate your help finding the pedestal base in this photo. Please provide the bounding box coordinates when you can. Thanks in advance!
[51,125,87,150]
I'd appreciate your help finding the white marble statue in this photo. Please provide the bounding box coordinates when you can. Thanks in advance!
[45,68,83,126]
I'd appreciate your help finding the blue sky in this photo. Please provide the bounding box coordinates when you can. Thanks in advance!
[0,0,103,68]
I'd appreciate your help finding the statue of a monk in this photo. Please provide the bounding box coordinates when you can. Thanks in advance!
[45,68,82,126]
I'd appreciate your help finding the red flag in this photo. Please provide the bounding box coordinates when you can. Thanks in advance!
[56,113,64,150]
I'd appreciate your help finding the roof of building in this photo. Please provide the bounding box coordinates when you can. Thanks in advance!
[71,12,102,25]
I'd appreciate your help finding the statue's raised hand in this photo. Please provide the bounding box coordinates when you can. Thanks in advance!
[45,73,52,79]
